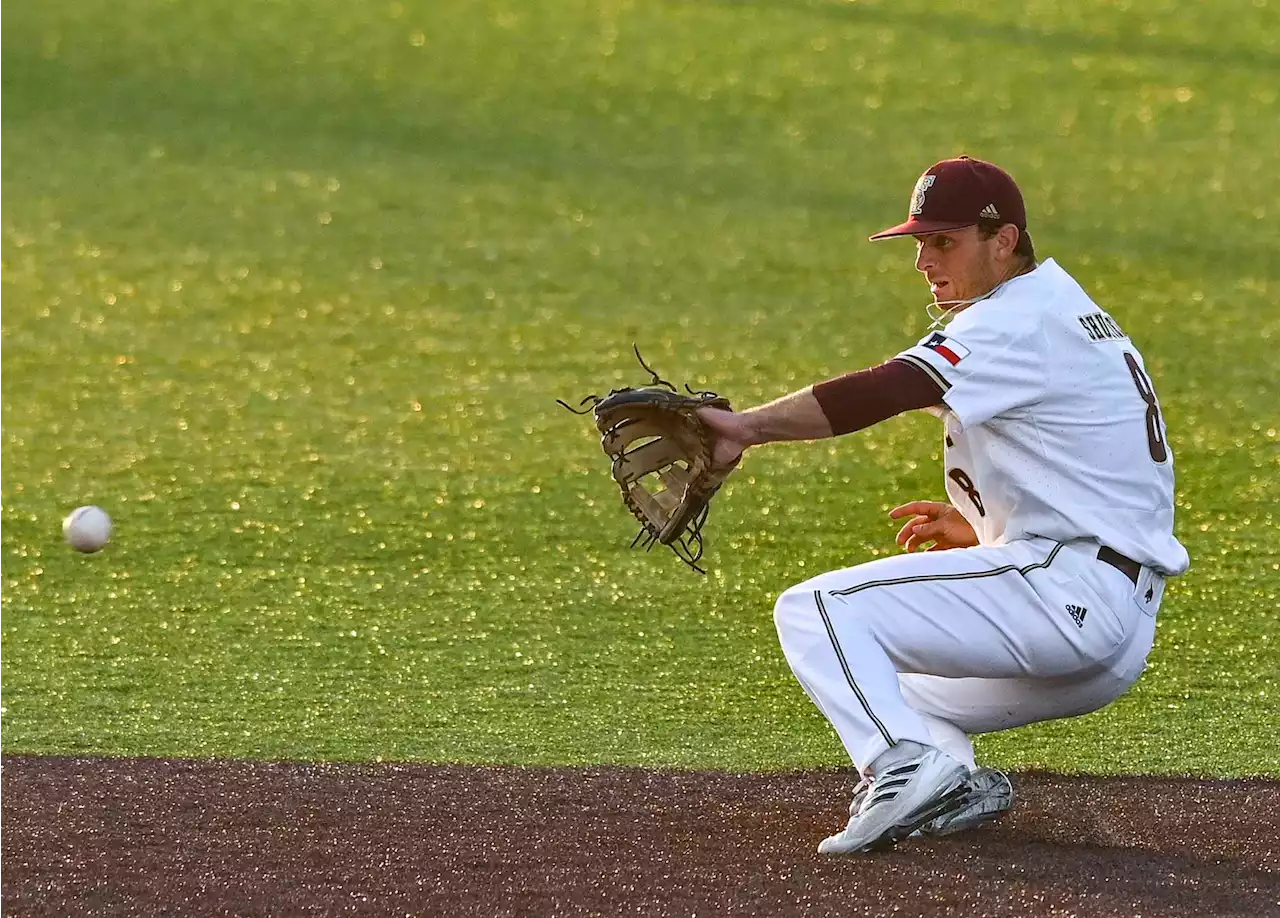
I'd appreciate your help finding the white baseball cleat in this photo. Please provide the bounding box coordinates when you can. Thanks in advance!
[914,766,1014,837]
[817,742,969,855]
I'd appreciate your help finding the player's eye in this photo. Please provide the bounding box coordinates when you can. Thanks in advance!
[916,235,952,254]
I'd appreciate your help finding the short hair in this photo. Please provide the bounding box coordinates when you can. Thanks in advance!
[977,219,1036,261]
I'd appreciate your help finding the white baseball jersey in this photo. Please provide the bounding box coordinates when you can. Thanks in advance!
[895,258,1189,576]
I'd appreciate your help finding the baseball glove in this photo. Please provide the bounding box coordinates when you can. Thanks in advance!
[558,348,736,573]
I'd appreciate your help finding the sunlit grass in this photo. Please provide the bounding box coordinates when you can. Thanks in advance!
[3,0,1277,776]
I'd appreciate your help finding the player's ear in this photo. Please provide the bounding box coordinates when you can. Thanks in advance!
[996,224,1020,260]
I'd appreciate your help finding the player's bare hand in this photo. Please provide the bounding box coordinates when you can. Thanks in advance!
[698,405,750,471]
[889,500,979,552]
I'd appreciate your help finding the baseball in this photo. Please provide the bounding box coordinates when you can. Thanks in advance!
[63,505,113,553]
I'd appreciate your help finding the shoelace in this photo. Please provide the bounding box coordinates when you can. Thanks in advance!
[847,775,872,816]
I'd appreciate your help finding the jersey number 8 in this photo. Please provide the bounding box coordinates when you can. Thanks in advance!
[1124,351,1168,463]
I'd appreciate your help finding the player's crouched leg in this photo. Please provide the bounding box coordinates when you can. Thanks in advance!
[773,573,893,685]
[772,582,834,710]
[773,571,936,769]
[772,550,943,659]
[774,582,838,658]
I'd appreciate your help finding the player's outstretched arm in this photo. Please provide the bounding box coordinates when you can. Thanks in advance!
[697,359,946,471]
[889,500,979,552]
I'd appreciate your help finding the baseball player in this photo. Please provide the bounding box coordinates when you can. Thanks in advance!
[698,156,1189,854]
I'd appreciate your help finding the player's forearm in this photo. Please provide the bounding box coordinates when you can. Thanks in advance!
[736,359,946,447]
[737,387,834,445]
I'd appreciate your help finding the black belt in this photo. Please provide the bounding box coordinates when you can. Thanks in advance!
[1097,546,1141,585]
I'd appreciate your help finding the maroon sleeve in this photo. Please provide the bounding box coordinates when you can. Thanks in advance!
[811,358,946,436]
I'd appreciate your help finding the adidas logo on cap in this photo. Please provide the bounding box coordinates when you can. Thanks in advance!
[979,203,1001,219]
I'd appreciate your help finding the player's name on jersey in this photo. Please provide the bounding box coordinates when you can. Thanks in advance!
[1077,312,1128,342]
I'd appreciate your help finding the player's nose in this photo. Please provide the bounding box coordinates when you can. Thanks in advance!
[915,246,934,273]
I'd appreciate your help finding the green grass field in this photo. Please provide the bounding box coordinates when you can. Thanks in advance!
[3,0,1278,777]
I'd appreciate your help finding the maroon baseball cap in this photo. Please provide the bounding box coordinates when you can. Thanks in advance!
[870,156,1027,240]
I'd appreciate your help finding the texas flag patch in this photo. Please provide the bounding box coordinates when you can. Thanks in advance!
[923,332,970,366]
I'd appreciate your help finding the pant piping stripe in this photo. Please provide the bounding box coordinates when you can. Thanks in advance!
[814,589,896,749]
[828,541,1066,598]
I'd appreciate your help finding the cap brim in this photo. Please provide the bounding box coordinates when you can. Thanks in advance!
[869,218,978,241]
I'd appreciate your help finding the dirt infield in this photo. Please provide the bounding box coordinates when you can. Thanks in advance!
[3,756,1277,917]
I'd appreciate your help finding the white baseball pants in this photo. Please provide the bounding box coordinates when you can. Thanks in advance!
[773,538,1165,771]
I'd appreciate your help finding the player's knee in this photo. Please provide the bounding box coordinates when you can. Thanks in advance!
[773,584,819,644]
